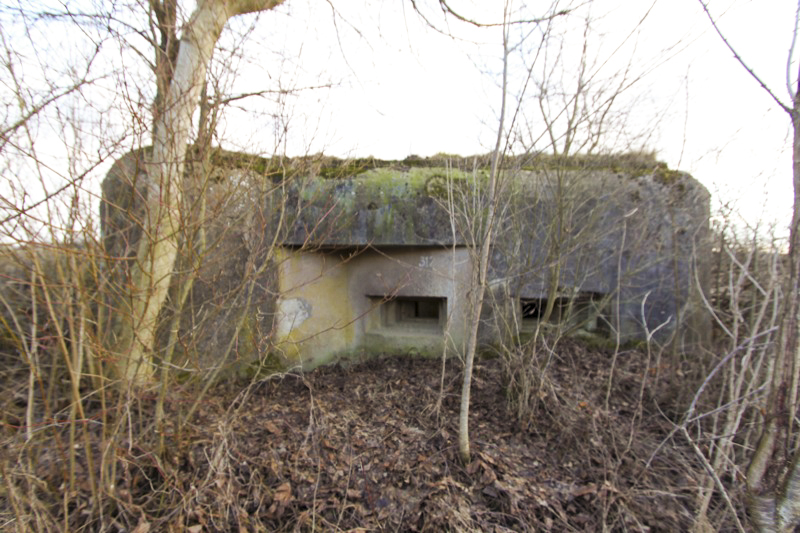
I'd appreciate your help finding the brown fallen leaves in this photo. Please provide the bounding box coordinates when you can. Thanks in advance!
[167,345,704,531]
[8,340,716,531]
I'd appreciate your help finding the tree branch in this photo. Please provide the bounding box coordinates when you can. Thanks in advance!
[216,83,334,106]
[227,0,286,17]
[438,0,571,28]
[696,0,791,114]
[786,0,800,101]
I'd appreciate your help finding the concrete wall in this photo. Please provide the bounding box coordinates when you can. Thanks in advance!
[274,246,473,367]
[274,248,355,365]
[487,168,710,344]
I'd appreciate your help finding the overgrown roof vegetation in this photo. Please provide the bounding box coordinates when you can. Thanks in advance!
[206,146,667,181]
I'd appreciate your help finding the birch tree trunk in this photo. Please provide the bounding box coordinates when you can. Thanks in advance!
[115,0,285,385]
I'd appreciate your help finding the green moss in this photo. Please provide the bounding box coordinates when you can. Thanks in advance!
[236,314,260,361]
[160,145,673,186]
[653,165,684,186]
[243,351,290,379]
[573,333,619,352]
[359,331,444,359]
[518,151,658,173]
[209,147,272,176]
[355,167,477,197]
[317,158,383,179]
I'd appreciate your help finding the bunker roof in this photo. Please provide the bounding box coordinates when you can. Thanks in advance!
[261,153,705,248]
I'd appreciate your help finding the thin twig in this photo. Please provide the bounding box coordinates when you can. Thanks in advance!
[696,0,791,114]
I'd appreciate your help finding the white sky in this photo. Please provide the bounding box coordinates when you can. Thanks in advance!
[1,0,797,239]
[217,0,796,237]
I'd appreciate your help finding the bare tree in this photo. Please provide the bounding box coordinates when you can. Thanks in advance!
[447,0,667,463]
[457,9,509,464]
[443,0,576,464]
[111,0,285,385]
[694,1,800,530]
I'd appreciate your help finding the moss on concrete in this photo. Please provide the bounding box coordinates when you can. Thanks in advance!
[359,331,444,359]
[284,166,484,246]
[206,148,669,185]
[243,351,291,379]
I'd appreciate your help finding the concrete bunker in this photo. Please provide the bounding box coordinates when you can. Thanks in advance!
[101,152,711,370]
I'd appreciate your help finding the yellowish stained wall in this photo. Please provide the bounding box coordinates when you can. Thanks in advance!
[274,247,474,368]
[274,249,355,366]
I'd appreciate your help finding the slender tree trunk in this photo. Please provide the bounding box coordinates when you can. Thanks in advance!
[459,13,509,464]
[114,0,284,385]
[745,90,800,533]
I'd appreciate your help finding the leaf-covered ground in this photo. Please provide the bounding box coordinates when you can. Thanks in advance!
[4,340,736,531]
[168,342,712,531]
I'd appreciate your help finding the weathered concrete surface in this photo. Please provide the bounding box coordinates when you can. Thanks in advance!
[276,164,710,351]
[274,246,473,366]
[281,167,478,247]
[486,167,711,345]
[101,151,710,369]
